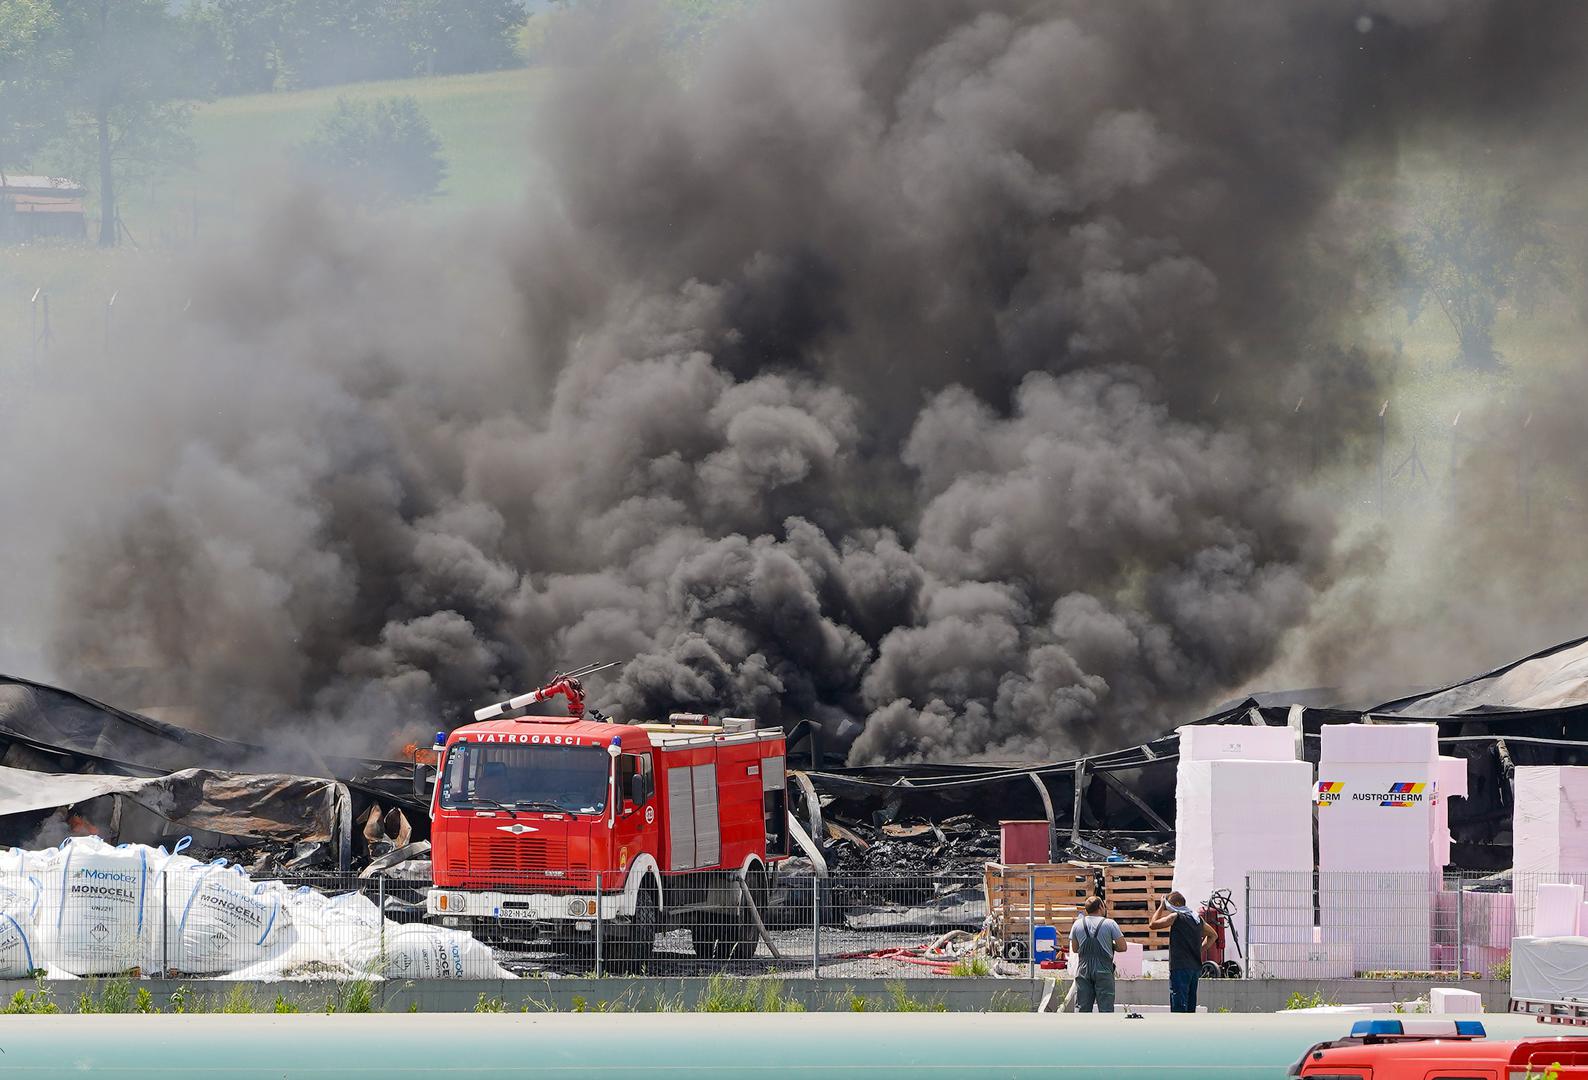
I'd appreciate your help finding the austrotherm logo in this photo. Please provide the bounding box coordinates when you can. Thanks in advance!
[1317,781,1343,808]
[1347,781,1427,807]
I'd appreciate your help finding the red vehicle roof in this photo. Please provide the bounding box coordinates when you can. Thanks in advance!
[450,716,653,750]
[1304,1035,1588,1076]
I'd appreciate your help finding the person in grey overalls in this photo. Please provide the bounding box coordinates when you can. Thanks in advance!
[1069,896,1127,1013]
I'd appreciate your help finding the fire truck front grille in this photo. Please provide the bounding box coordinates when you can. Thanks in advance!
[465,835,569,881]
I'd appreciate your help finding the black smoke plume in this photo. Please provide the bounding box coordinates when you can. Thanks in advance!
[11,1,1588,762]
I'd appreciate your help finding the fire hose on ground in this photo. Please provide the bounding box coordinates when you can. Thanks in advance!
[738,876,784,960]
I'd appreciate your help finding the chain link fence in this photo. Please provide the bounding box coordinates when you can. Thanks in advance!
[1244,870,1544,979]
[47,857,1571,983]
[19,862,1034,981]
[427,870,997,979]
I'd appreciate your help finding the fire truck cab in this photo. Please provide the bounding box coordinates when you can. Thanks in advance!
[420,672,791,962]
[1293,1019,1588,1078]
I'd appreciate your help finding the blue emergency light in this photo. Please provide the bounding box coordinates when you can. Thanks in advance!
[1348,1019,1486,1039]
[433,731,446,749]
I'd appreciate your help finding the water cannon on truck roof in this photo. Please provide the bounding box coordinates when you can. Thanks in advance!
[469,659,620,723]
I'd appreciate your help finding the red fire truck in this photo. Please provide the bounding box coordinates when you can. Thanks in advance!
[1293,1018,1588,1078]
[417,666,793,963]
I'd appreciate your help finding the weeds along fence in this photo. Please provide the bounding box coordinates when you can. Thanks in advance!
[1243,870,1568,979]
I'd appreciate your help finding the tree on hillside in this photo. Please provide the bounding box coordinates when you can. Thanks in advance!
[51,0,195,246]
[298,95,447,205]
[1392,176,1561,370]
[185,0,527,92]
[394,0,526,76]
[273,0,410,89]
[183,0,285,96]
[0,0,66,174]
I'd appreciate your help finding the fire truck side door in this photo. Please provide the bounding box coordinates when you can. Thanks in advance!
[614,752,657,871]
[761,752,788,856]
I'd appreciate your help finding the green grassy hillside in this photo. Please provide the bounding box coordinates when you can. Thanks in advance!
[1,68,547,358]
[131,66,547,238]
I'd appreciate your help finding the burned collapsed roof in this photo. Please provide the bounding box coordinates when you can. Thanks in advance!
[802,633,1588,872]
[0,674,425,869]
[4,633,1588,873]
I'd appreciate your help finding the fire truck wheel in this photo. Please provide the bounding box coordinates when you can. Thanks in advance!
[687,915,722,960]
[610,882,660,973]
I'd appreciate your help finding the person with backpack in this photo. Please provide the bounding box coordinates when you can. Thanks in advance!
[1068,895,1127,1013]
[1148,891,1218,1013]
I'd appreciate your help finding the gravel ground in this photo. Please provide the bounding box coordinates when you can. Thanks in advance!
[497,923,999,980]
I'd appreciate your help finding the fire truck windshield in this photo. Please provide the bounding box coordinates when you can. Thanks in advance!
[439,742,609,815]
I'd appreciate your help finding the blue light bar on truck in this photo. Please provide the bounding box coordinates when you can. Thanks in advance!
[1347,1019,1486,1039]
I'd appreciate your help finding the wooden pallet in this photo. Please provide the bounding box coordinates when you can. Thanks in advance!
[1100,864,1176,949]
[982,862,1097,944]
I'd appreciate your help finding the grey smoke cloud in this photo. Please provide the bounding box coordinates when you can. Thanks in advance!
[10,0,1588,762]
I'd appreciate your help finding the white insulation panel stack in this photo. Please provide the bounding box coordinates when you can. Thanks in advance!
[1172,725,1313,948]
[1317,723,1455,971]
[1511,766,1588,935]
[1514,766,1588,877]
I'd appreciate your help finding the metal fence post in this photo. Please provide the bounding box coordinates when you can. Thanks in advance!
[1455,877,1465,979]
[160,869,168,976]
[378,877,386,962]
[594,872,603,977]
[1243,874,1252,979]
[812,875,821,979]
[1027,873,1035,980]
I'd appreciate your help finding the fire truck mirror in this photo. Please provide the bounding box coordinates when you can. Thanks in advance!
[620,755,654,805]
[411,762,437,800]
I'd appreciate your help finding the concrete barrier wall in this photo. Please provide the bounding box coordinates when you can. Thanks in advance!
[0,976,1509,1013]
[1111,977,1509,1013]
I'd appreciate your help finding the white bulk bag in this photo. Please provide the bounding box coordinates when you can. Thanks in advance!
[42,837,151,975]
[198,885,336,981]
[323,891,382,935]
[0,875,42,977]
[341,924,515,980]
[161,863,290,975]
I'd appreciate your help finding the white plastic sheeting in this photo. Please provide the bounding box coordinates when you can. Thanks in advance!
[1511,935,1588,1002]
[0,836,514,981]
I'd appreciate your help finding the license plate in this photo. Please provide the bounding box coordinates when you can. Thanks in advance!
[498,907,538,920]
